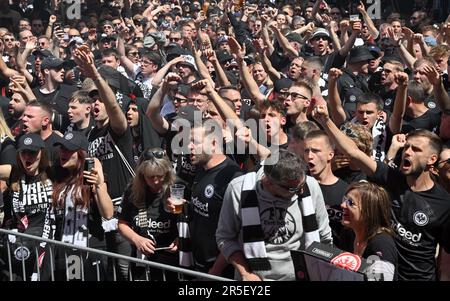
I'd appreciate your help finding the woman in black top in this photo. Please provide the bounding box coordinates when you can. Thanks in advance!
[118,148,179,280]
[0,133,53,281]
[51,131,113,280]
[341,181,398,281]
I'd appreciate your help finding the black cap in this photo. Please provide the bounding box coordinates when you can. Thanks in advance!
[348,46,375,64]
[166,44,187,62]
[274,78,293,93]
[175,105,202,125]
[32,48,53,58]
[98,65,122,90]
[367,44,382,59]
[17,133,46,152]
[53,131,89,151]
[286,33,303,44]
[175,84,190,98]
[41,56,64,70]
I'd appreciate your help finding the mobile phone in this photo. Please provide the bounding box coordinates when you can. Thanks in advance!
[84,158,95,184]
[350,14,360,22]
[155,246,172,251]
[54,22,61,29]
[84,158,95,172]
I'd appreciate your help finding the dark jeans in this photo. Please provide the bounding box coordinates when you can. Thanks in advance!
[105,230,132,281]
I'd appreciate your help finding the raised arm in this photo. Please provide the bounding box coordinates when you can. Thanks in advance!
[423,65,450,112]
[150,56,185,88]
[389,72,409,134]
[204,49,231,87]
[228,37,265,107]
[145,73,179,134]
[327,68,347,127]
[270,22,299,58]
[312,104,377,177]
[74,47,127,136]
[357,1,379,39]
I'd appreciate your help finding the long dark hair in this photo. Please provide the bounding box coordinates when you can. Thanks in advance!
[10,149,51,191]
[52,150,91,209]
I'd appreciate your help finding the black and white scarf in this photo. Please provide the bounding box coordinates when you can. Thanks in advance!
[177,208,193,268]
[351,117,386,162]
[240,173,320,272]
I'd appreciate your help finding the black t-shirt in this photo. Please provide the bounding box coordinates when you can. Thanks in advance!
[334,167,367,184]
[45,132,62,167]
[66,118,96,137]
[362,232,398,281]
[88,125,135,203]
[379,89,397,113]
[5,169,52,232]
[32,84,78,131]
[0,137,16,208]
[320,179,348,250]
[118,186,178,250]
[189,157,242,271]
[370,162,450,280]
[402,109,441,134]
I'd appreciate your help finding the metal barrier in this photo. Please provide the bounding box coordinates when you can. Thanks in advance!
[0,229,233,281]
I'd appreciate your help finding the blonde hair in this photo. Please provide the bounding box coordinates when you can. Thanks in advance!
[0,107,14,141]
[130,148,175,208]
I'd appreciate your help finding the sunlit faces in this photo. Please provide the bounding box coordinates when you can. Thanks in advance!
[101,55,120,69]
[341,189,362,229]
[9,93,27,118]
[413,63,432,92]
[144,174,165,193]
[189,91,209,111]
[68,99,91,124]
[380,63,397,87]
[19,149,42,176]
[355,102,380,129]
[288,58,303,80]
[252,63,268,84]
[22,106,48,134]
[400,136,437,176]
[92,98,108,122]
[220,89,242,117]
[260,108,286,140]
[48,67,65,83]
[126,103,139,127]
[438,149,450,190]
[283,85,311,116]
[304,136,334,178]
[188,127,213,166]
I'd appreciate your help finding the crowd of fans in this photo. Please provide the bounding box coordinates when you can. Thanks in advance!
[0,0,449,281]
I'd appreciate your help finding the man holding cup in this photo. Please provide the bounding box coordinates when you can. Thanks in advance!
[167,119,242,277]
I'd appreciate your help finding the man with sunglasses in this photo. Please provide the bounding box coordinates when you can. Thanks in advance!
[283,81,313,129]
[216,149,332,280]
[313,104,450,281]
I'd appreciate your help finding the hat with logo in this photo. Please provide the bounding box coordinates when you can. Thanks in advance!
[17,133,46,152]
[53,131,89,151]
[178,54,198,71]
[347,46,375,64]
[367,44,382,59]
[41,56,65,70]
[309,28,331,41]
[68,36,84,47]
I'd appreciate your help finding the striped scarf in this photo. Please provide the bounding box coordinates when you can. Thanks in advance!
[177,205,193,268]
[241,173,320,271]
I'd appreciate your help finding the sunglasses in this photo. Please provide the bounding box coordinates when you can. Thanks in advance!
[170,37,181,42]
[283,92,309,101]
[268,174,305,194]
[342,196,358,208]
[142,149,166,161]
[174,97,188,103]
[128,51,139,56]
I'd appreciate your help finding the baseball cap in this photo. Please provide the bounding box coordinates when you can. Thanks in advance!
[216,50,234,64]
[274,78,293,93]
[68,36,84,47]
[287,33,303,44]
[177,54,198,71]
[309,28,331,41]
[17,133,46,152]
[367,44,382,59]
[41,56,65,70]
[32,48,53,58]
[143,35,156,48]
[53,131,89,151]
[175,105,202,125]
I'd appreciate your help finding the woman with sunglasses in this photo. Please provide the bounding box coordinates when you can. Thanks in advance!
[118,148,179,280]
[51,131,113,280]
[341,181,397,281]
[0,133,53,280]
